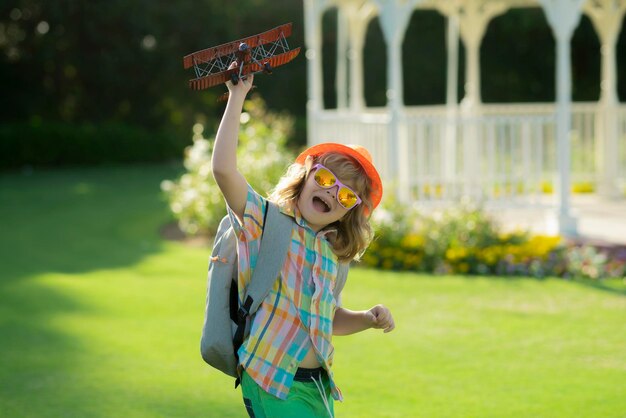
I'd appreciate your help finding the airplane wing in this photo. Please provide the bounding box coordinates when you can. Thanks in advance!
[245,48,300,74]
[188,47,300,91]
[188,71,233,91]
[183,23,293,70]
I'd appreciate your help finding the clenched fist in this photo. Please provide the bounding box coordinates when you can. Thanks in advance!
[365,304,395,333]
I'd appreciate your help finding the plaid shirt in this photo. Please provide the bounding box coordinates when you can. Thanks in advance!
[228,185,343,401]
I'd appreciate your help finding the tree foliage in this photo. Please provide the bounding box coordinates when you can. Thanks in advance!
[1,1,624,164]
[0,0,306,135]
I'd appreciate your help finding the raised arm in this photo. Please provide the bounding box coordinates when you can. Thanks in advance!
[211,69,254,222]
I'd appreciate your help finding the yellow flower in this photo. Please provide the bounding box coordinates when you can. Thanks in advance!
[446,247,469,262]
[401,234,424,249]
[522,235,561,259]
[477,246,501,265]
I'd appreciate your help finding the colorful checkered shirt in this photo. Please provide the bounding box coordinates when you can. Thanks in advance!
[227,185,343,401]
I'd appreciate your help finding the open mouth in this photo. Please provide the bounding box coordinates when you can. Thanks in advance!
[312,196,331,213]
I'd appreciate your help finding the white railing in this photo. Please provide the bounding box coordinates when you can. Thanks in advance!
[483,103,598,185]
[570,103,599,185]
[401,112,554,207]
[619,107,626,188]
[314,110,391,180]
[311,102,625,207]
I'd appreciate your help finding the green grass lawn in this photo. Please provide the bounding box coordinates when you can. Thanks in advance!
[1,164,625,418]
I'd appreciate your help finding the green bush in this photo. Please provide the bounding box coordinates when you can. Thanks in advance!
[363,197,625,279]
[0,121,187,168]
[162,96,295,236]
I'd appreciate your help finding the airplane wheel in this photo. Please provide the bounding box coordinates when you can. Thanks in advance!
[230,73,239,85]
[263,62,273,74]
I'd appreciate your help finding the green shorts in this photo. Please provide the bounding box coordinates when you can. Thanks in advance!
[241,368,335,418]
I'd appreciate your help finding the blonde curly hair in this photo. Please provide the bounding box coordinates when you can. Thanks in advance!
[269,152,374,262]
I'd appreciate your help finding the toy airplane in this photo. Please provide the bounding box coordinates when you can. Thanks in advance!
[183,23,300,91]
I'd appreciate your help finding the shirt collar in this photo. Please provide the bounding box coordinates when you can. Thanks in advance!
[278,203,338,239]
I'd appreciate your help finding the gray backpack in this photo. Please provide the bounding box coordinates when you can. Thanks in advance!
[200,201,350,385]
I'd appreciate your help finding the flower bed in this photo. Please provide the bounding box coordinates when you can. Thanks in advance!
[362,198,626,280]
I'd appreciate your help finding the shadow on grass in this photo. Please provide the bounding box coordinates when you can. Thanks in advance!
[0,164,245,417]
[0,328,239,415]
[0,163,183,281]
[0,280,104,417]
[0,278,244,418]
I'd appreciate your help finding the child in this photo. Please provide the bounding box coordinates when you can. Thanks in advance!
[212,70,395,418]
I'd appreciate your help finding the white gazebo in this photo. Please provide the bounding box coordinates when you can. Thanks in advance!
[303,0,626,237]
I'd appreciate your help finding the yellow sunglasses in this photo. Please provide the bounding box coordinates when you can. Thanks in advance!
[312,164,362,210]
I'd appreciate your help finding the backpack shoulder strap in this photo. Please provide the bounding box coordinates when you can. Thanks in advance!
[237,201,293,318]
[333,262,350,302]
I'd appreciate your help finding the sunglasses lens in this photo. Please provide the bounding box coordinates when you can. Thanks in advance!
[313,165,361,210]
[337,187,358,209]
[314,168,336,187]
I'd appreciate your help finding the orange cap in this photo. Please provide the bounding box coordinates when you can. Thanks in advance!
[296,142,383,210]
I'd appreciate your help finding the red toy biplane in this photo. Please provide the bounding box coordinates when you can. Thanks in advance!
[183,23,300,91]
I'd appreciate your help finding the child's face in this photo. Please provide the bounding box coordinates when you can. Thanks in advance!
[297,168,355,232]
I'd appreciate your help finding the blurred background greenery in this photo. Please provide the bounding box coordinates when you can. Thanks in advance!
[2,1,625,169]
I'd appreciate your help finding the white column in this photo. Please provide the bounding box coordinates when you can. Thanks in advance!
[454,0,507,198]
[445,13,460,198]
[336,7,349,109]
[459,23,484,108]
[456,1,507,109]
[585,0,626,198]
[446,14,460,109]
[304,0,328,145]
[539,0,585,237]
[346,2,376,111]
[373,0,417,193]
